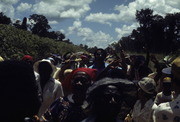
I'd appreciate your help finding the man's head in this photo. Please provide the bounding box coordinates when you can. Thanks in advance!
[94,48,107,61]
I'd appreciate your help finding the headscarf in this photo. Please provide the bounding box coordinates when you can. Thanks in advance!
[22,55,33,61]
[62,68,97,92]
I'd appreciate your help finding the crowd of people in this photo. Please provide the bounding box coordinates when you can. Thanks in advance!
[0,48,179,122]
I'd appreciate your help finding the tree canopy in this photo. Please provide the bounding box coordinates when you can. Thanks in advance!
[29,14,51,37]
[113,8,180,54]
[0,12,11,25]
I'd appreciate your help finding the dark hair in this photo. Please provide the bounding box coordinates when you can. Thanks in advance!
[38,61,53,91]
[94,48,107,59]
[0,60,41,122]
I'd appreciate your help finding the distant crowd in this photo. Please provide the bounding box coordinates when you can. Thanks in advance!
[0,48,180,122]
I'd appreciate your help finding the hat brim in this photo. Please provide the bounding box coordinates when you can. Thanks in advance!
[162,67,171,75]
[33,59,56,76]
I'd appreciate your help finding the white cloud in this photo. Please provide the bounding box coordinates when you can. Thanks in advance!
[16,3,32,12]
[31,0,92,19]
[0,3,15,17]
[49,20,58,25]
[0,0,19,4]
[115,23,139,39]
[85,12,116,26]
[59,29,65,34]
[67,20,115,48]
[0,0,19,18]
[85,0,180,25]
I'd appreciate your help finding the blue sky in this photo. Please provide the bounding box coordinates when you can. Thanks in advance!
[0,0,180,48]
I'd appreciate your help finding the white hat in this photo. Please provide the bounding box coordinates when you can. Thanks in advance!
[33,59,56,76]
[0,56,4,62]
[138,77,156,94]
[162,67,171,75]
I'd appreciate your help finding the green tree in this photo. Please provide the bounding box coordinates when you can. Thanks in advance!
[21,17,27,30]
[164,13,180,53]
[29,14,51,37]
[0,12,11,25]
[136,8,154,48]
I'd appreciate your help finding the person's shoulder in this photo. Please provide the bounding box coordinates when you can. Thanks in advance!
[105,62,109,67]
[81,116,95,122]
[51,78,62,87]
[156,92,163,98]
[154,102,171,115]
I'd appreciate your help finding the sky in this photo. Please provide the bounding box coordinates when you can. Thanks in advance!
[0,0,180,48]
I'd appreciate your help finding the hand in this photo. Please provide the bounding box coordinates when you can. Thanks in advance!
[108,59,122,68]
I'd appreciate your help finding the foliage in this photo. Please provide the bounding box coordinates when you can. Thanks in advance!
[112,9,180,54]
[0,12,11,25]
[0,24,86,60]
[29,14,51,37]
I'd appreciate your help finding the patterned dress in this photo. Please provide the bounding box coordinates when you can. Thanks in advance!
[43,95,87,122]
[153,95,180,122]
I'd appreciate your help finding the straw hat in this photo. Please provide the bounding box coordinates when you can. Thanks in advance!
[138,77,156,94]
[171,57,180,80]
[33,59,56,76]
[0,56,4,62]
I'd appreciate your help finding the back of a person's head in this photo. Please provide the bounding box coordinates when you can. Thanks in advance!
[0,60,41,122]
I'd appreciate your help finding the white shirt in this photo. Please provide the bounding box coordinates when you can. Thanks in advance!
[154,92,174,105]
[153,94,180,122]
[81,116,123,122]
[132,99,156,122]
[38,78,64,117]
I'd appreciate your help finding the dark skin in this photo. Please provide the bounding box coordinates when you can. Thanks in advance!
[94,50,106,66]
[71,72,91,105]
[94,85,122,122]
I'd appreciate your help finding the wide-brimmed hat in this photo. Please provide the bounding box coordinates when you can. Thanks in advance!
[86,78,137,107]
[162,67,172,75]
[171,57,180,80]
[33,59,56,76]
[161,57,180,79]
[138,77,156,94]
[64,69,73,76]
[0,56,4,62]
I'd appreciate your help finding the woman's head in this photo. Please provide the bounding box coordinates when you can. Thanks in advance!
[94,84,122,116]
[72,71,92,93]
[86,78,134,117]
[137,77,156,99]
[34,59,55,78]
[38,61,53,77]
[62,68,97,94]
